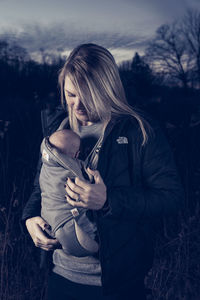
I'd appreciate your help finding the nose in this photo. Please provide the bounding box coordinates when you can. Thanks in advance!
[73,97,85,110]
[73,97,81,109]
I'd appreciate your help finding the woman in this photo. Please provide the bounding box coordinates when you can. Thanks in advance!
[22,44,183,300]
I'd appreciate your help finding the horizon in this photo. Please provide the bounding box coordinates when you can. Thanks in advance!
[1,0,200,63]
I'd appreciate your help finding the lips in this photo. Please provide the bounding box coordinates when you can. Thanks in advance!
[75,109,87,115]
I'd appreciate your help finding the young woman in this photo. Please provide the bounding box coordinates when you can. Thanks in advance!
[22,44,183,300]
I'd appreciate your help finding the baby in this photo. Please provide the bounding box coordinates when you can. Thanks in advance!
[39,129,99,257]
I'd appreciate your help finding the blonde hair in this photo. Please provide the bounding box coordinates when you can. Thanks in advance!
[59,43,149,145]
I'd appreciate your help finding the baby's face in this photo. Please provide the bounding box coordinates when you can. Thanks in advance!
[62,143,80,158]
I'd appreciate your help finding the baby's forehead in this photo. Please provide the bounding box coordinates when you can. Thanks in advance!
[49,130,79,148]
[55,129,79,140]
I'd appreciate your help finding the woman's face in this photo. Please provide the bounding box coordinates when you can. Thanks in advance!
[64,76,91,126]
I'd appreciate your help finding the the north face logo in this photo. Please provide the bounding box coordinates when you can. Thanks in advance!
[116,136,128,144]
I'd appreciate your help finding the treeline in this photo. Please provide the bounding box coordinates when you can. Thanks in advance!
[0,39,64,118]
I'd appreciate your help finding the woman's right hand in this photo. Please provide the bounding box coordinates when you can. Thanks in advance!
[25,216,60,251]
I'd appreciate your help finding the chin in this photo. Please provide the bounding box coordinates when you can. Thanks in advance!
[76,115,89,121]
[76,116,90,125]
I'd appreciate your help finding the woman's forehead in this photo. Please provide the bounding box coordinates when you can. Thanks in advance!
[64,76,76,93]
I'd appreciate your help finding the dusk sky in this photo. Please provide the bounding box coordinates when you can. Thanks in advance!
[0,0,200,63]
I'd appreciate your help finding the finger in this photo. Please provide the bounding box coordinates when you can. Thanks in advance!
[87,168,104,184]
[34,237,59,249]
[35,242,55,250]
[35,225,59,246]
[37,218,51,231]
[39,244,56,251]
[74,176,91,189]
[40,242,61,251]
[66,196,87,208]
[66,178,83,194]
[40,247,53,251]
[65,184,80,201]
[36,237,59,248]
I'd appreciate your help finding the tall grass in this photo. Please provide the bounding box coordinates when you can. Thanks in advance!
[145,124,200,299]
[0,113,48,300]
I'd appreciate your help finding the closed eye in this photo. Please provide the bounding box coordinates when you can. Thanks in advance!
[67,92,76,97]
[65,89,76,97]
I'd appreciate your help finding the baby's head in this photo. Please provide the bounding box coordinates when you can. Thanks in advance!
[49,129,80,158]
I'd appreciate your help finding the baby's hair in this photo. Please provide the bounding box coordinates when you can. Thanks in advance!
[49,129,80,157]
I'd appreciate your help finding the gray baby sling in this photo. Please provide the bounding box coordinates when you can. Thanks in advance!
[40,117,104,257]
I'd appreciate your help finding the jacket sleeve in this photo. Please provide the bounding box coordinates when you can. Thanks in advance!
[102,125,184,222]
[21,154,42,222]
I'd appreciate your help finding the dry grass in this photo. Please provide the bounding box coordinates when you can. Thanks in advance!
[145,207,200,299]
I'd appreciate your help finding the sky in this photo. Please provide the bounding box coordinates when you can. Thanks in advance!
[0,0,200,64]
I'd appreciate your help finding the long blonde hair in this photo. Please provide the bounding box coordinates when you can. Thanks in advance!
[59,43,149,145]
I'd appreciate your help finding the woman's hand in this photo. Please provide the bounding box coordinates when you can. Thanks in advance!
[65,168,107,210]
[25,216,60,251]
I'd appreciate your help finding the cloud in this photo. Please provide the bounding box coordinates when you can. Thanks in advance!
[1,0,198,63]
[123,0,188,18]
[0,22,150,62]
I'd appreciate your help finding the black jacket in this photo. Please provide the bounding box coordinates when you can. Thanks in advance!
[22,108,184,295]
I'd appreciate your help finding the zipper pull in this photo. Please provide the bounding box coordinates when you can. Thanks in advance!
[95,143,102,153]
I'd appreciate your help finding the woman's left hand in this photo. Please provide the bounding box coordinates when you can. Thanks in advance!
[65,168,107,210]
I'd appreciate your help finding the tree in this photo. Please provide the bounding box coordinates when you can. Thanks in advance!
[0,39,29,66]
[145,9,200,89]
[181,9,200,88]
[145,22,192,89]
[119,52,155,107]
[0,40,9,60]
[131,52,153,88]
[118,60,132,71]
